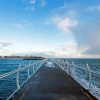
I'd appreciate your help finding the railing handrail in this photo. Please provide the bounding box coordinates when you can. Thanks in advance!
[0,59,47,100]
[0,59,47,79]
[53,58,100,100]
[0,65,27,79]
[68,63,100,75]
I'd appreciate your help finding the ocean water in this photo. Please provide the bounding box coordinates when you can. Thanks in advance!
[0,58,100,100]
[0,59,35,100]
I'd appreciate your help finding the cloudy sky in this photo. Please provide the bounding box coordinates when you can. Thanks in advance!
[0,0,100,58]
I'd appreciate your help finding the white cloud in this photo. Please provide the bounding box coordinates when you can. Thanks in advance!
[0,50,13,56]
[87,5,100,11]
[60,3,68,9]
[97,6,100,10]
[26,6,35,11]
[25,0,36,11]
[0,42,14,56]
[25,0,46,12]
[13,22,33,30]
[0,42,13,49]
[14,23,24,29]
[41,0,46,7]
[29,0,36,4]
[52,16,78,33]
[42,42,84,58]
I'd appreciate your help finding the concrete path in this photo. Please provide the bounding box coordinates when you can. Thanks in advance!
[10,61,96,100]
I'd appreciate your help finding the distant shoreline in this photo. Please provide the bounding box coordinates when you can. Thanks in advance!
[0,56,45,60]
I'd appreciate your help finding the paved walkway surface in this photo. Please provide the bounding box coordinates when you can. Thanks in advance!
[10,61,96,100]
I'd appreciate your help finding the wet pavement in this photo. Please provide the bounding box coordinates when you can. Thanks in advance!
[10,61,96,100]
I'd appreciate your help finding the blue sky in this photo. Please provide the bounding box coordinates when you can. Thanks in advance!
[0,0,100,58]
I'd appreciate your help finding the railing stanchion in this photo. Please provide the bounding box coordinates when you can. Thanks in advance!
[35,61,38,71]
[33,62,35,74]
[72,61,76,76]
[16,64,21,90]
[62,59,65,69]
[86,63,92,90]
[28,62,31,79]
[60,59,62,68]
[67,62,69,74]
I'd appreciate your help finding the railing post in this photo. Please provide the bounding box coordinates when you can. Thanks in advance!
[28,62,31,79]
[67,62,70,75]
[35,60,38,71]
[37,60,39,68]
[58,59,59,66]
[16,64,21,90]
[62,59,65,69]
[65,60,69,73]
[63,59,65,69]
[61,59,63,68]
[39,60,41,68]
[33,61,35,74]
[86,63,92,90]
[72,61,76,76]
[34,60,37,72]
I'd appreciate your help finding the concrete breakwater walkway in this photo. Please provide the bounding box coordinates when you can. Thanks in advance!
[10,61,96,100]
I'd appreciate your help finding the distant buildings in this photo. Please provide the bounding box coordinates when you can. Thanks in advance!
[0,56,45,60]
[0,56,2,58]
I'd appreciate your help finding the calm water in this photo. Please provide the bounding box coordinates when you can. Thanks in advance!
[0,58,100,100]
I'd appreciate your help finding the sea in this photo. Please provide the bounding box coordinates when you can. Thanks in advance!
[0,58,100,100]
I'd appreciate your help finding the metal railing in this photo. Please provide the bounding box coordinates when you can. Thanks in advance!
[53,58,100,100]
[0,59,47,100]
